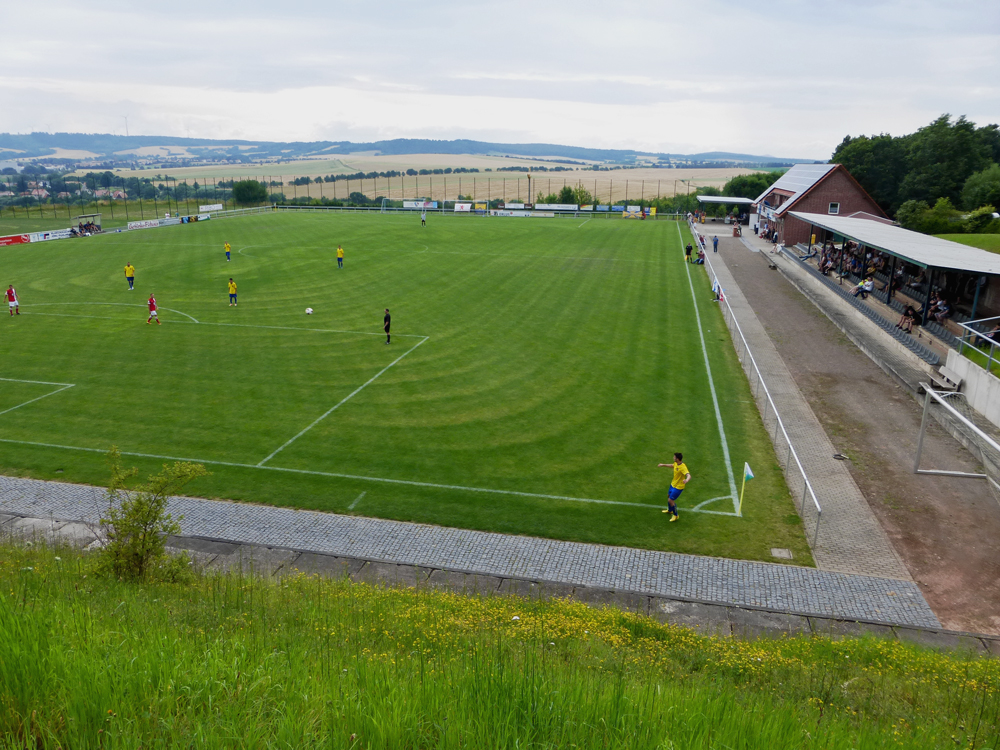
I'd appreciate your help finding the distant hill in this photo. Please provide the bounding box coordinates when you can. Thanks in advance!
[0,132,818,168]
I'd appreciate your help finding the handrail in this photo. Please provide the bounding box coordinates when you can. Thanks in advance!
[957,315,1000,374]
[689,223,823,547]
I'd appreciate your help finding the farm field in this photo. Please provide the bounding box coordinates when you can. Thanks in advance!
[76,161,761,204]
[0,211,811,562]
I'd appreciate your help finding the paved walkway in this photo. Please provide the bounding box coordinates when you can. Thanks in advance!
[694,226,912,580]
[0,475,937,627]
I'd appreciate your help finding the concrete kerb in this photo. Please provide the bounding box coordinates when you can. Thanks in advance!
[3,512,996,654]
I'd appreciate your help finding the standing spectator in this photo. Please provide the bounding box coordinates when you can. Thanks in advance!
[712,236,718,253]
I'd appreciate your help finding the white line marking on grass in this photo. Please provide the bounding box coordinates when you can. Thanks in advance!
[0,437,686,511]
[257,336,430,467]
[0,378,75,417]
[24,302,200,323]
[348,491,366,510]
[578,219,591,228]
[677,223,739,514]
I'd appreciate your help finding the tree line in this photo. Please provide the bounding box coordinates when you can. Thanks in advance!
[831,114,1000,234]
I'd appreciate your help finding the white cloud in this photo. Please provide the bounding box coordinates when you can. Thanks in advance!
[0,0,997,158]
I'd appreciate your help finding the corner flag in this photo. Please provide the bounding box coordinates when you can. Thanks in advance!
[738,462,754,516]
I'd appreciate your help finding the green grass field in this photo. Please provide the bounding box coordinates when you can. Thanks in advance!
[0,212,811,563]
[937,233,1000,253]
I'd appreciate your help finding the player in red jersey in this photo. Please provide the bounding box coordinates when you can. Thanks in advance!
[147,293,161,325]
[6,285,18,316]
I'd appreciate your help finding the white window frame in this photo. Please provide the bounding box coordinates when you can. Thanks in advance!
[828,202,840,215]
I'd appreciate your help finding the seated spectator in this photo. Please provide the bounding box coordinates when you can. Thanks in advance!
[984,323,1000,343]
[933,299,951,323]
[695,248,705,265]
[897,305,917,333]
[852,277,874,299]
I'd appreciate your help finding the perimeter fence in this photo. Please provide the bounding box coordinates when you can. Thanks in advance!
[688,222,823,547]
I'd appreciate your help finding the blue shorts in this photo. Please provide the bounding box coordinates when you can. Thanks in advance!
[229,294,237,302]
[668,486,683,501]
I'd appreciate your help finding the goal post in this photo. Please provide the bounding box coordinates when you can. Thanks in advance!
[914,385,1000,489]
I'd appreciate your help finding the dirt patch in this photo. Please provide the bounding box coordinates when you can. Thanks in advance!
[717,238,1000,635]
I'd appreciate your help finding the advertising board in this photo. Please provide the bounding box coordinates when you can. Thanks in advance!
[128,219,160,231]
[199,203,224,213]
[534,203,578,211]
[502,202,525,210]
[596,205,611,212]
[453,202,472,212]
[0,234,30,247]
[403,200,438,209]
[29,229,74,242]
[579,205,594,211]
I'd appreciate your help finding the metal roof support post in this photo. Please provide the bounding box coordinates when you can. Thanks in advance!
[971,275,983,321]
[922,268,937,326]
[886,255,897,303]
[838,240,845,285]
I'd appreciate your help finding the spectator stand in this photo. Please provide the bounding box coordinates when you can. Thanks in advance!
[786,212,1000,355]
[696,195,755,229]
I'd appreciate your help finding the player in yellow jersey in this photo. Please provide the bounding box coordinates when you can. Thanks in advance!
[337,244,344,268]
[225,242,231,261]
[124,262,135,290]
[228,278,237,306]
[658,452,691,522]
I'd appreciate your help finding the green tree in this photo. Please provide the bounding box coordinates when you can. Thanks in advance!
[895,200,929,231]
[719,172,781,200]
[964,205,998,234]
[962,163,1000,210]
[830,134,909,212]
[898,115,992,206]
[557,185,576,204]
[98,447,208,581]
[232,179,268,205]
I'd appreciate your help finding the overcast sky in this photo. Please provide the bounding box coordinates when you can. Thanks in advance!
[2,0,998,160]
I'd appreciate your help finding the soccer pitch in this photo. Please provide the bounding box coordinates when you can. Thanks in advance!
[1,212,813,563]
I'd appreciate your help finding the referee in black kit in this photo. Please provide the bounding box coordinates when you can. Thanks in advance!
[384,308,391,344]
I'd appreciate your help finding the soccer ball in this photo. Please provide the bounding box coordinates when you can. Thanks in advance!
[305,307,313,315]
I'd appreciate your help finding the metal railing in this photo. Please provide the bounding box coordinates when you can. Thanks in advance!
[958,315,1000,375]
[689,223,823,547]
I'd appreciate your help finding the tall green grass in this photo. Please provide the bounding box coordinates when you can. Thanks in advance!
[1,542,998,749]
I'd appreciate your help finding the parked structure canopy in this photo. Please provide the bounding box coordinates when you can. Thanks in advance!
[696,195,754,205]
[789,212,1000,276]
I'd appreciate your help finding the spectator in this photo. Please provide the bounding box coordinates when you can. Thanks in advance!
[897,305,917,334]
[852,277,874,299]
[933,299,951,323]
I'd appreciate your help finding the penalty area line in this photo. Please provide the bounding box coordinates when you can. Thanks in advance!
[256,336,430,466]
[0,379,75,418]
[0,437,730,515]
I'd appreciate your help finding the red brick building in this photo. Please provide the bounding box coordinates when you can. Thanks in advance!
[754,163,886,245]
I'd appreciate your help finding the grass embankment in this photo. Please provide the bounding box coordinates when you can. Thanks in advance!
[937,234,1000,254]
[2,543,998,749]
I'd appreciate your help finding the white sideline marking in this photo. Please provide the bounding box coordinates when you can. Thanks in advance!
[578,219,591,228]
[0,437,700,512]
[348,492,366,510]
[257,336,430,466]
[677,223,739,515]
[24,302,200,323]
[0,378,75,417]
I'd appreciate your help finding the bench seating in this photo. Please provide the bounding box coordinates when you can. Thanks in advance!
[928,365,963,392]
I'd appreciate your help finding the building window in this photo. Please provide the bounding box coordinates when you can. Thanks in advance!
[828,202,840,215]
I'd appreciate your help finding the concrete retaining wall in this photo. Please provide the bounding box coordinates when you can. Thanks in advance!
[946,350,1000,429]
